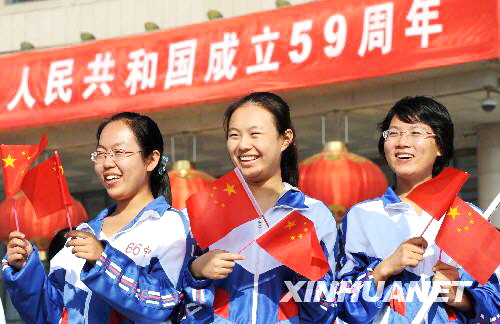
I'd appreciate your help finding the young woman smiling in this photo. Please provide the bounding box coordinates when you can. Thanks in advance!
[338,96,499,323]
[183,92,355,323]
[3,112,192,323]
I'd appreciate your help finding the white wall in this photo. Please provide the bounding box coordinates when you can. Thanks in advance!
[0,0,311,53]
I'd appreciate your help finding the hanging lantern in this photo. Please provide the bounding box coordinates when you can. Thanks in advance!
[0,192,88,251]
[168,160,215,210]
[299,141,388,223]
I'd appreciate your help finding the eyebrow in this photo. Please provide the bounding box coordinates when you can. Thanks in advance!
[229,125,263,130]
[96,142,128,149]
[388,125,431,130]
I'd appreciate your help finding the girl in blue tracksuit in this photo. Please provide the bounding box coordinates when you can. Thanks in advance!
[182,92,379,323]
[338,96,500,323]
[3,112,192,323]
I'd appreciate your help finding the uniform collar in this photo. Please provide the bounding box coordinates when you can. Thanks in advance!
[82,196,170,236]
[381,186,420,215]
[275,183,309,209]
[381,186,402,207]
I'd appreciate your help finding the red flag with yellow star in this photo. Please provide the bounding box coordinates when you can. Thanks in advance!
[256,210,329,281]
[407,167,469,220]
[435,196,500,284]
[21,151,72,219]
[0,134,48,197]
[186,168,260,249]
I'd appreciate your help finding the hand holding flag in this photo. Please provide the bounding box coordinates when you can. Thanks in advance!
[412,196,500,324]
[407,169,498,324]
[6,231,33,270]
[189,249,245,280]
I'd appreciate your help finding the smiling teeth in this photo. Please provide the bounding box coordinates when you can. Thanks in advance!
[240,156,258,161]
[397,154,413,159]
[105,175,120,180]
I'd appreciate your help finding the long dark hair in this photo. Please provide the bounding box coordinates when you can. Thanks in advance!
[378,96,454,176]
[223,92,299,186]
[96,112,172,203]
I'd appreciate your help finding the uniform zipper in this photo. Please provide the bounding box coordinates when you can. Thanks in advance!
[251,217,264,324]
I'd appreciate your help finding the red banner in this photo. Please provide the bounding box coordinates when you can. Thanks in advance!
[0,0,498,131]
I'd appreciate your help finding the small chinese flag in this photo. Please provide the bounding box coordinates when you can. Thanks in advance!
[0,134,48,197]
[256,210,329,281]
[21,152,72,219]
[436,196,500,285]
[407,167,469,220]
[186,168,259,249]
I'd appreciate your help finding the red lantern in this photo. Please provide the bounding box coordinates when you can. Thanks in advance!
[0,192,88,251]
[168,160,215,210]
[299,141,388,223]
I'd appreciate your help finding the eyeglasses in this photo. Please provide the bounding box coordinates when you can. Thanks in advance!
[90,150,142,164]
[382,128,435,142]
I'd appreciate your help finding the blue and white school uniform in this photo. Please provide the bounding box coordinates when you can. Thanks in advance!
[182,184,377,324]
[338,187,500,323]
[3,196,193,323]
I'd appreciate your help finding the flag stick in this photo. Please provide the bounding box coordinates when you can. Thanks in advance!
[414,212,440,323]
[64,207,73,231]
[237,239,256,254]
[11,198,19,232]
[419,217,434,237]
[413,193,499,324]
[234,167,270,228]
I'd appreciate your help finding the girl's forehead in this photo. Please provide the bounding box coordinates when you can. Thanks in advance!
[230,104,275,127]
[389,116,430,128]
[99,121,138,146]
[97,141,128,149]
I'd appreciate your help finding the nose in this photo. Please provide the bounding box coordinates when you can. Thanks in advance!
[394,132,411,147]
[102,153,116,168]
[238,134,253,151]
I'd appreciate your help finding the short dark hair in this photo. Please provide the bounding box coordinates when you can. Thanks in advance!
[223,92,299,186]
[96,112,172,202]
[377,96,454,176]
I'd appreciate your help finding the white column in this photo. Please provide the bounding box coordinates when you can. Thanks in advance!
[477,123,500,227]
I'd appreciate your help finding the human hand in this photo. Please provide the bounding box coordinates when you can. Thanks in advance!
[433,261,472,312]
[6,231,33,270]
[65,230,104,263]
[190,249,245,280]
[374,237,428,283]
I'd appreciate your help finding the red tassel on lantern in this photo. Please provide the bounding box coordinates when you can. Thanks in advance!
[299,141,387,223]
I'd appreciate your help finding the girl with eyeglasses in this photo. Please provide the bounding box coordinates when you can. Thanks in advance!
[337,96,499,323]
[3,112,192,323]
